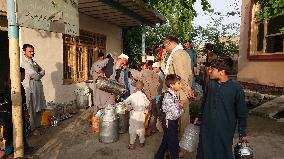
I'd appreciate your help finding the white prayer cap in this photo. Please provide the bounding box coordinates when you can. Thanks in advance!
[152,62,161,68]
[118,53,129,60]
[146,55,155,61]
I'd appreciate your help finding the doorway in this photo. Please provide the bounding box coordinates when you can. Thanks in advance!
[0,30,10,102]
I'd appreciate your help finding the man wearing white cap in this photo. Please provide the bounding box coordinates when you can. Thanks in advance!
[153,62,164,94]
[115,53,131,99]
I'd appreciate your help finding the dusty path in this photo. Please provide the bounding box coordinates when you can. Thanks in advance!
[26,108,284,159]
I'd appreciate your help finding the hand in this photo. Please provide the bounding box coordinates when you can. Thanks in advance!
[193,67,198,75]
[179,100,185,108]
[239,136,249,143]
[98,71,105,77]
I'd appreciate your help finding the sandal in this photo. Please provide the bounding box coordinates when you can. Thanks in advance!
[128,144,135,150]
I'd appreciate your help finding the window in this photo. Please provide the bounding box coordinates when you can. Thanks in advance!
[248,4,284,60]
[63,30,106,84]
[0,12,7,31]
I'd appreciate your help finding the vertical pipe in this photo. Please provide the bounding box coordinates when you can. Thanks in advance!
[141,25,146,55]
[7,0,24,157]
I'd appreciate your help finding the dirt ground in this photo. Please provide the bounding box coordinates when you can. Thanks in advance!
[21,108,284,159]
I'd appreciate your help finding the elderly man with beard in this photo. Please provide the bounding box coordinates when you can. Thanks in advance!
[90,53,130,114]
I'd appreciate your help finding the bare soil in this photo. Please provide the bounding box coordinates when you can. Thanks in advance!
[22,108,284,159]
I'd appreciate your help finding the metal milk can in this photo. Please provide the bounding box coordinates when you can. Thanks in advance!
[99,104,119,144]
[115,102,129,134]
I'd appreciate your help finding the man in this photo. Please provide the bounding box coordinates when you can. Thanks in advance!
[21,44,46,135]
[203,43,218,88]
[152,62,164,95]
[116,53,130,99]
[90,52,115,114]
[163,36,194,157]
[184,40,198,89]
[197,58,248,159]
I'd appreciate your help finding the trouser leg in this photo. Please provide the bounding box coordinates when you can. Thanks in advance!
[137,128,145,144]
[167,120,179,159]
[129,132,137,145]
[34,111,42,129]
[154,132,168,159]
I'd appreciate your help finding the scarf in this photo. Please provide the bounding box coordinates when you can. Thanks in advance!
[164,44,184,75]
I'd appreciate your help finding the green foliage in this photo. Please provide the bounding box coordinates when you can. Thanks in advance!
[255,0,284,20]
[254,0,284,34]
[192,15,240,57]
[123,0,212,65]
[122,27,143,66]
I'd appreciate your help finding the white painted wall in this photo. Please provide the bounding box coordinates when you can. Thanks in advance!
[19,13,123,103]
[0,0,6,12]
[79,13,123,57]
[237,0,284,87]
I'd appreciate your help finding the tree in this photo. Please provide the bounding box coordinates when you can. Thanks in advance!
[191,13,240,57]
[123,0,212,66]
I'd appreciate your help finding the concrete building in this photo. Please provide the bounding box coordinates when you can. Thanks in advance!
[0,0,164,103]
[238,0,284,94]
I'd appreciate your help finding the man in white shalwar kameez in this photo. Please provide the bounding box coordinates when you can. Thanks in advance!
[21,44,46,133]
[124,81,150,150]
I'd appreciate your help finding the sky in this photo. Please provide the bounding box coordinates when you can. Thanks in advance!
[193,0,242,27]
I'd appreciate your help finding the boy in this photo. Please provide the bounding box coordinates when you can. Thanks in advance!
[154,74,184,159]
[197,58,248,159]
[124,81,150,150]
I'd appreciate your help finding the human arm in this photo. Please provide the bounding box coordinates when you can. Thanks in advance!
[235,87,248,138]
[124,95,133,111]
[162,93,184,120]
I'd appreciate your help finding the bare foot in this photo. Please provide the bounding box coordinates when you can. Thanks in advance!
[138,143,145,148]
[128,144,135,150]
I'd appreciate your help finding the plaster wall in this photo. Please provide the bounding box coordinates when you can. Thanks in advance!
[19,14,122,103]
[237,0,284,87]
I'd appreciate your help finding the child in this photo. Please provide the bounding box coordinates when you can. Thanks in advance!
[139,61,160,137]
[154,74,184,159]
[124,81,150,150]
[197,58,248,159]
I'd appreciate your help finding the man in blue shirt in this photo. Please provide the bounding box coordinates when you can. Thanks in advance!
[184,40,197,89]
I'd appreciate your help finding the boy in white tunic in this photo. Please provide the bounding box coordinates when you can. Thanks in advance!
[124,81,150,150]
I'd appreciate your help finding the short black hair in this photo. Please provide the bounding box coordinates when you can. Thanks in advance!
[22,44,34,51]
[165,74,181,88]
[106,54,112,58]
[146,60,154,67]
[205,43,214,51]
[184,39,192,44]
[98,52,104,58]
[165,35,179,44]
[210,57,234,75]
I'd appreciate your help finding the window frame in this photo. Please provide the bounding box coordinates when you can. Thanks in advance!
[247,2,284,60]
[63,30,106,84]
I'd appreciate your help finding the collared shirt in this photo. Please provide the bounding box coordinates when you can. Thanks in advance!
[162,88,184,121]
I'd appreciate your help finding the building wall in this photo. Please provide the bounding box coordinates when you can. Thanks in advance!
[19,14,122,103]
[79,13,122,57]
[0,0,6,12]
[237,0,284,87]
